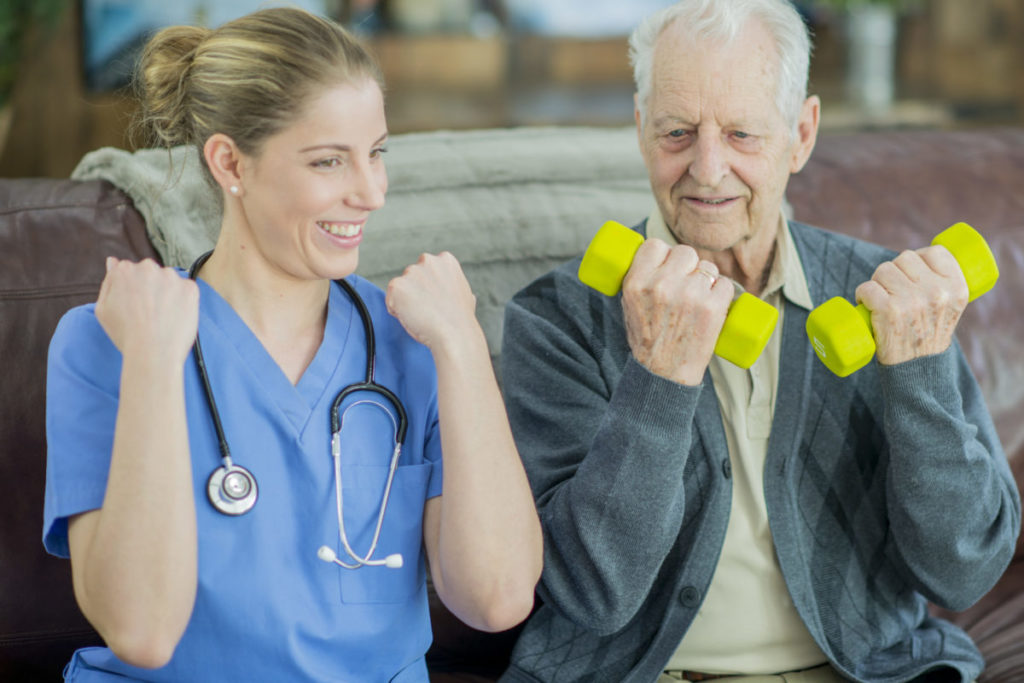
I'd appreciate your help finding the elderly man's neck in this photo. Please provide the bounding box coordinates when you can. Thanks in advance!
[653,210,782,297]
[705,231,778,297]
[723,240,776,297]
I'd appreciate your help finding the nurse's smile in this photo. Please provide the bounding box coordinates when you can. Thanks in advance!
[318,220,364,249]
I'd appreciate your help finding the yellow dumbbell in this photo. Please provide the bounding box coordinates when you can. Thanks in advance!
[805,221,999,377]
[577,220,779,369]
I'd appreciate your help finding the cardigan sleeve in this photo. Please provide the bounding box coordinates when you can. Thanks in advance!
[879,342,1021,611]
[501,266,708,634]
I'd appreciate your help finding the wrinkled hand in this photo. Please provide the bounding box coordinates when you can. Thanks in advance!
[855,246,968,365]
[95,257,199,365]
[386,251,479,351]
[622,239,733,386]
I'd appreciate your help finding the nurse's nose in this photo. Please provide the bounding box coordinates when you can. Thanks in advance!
[688,133,729,188]
[346,159,387,211]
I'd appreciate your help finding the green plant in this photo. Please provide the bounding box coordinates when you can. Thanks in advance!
[0,0,70,107]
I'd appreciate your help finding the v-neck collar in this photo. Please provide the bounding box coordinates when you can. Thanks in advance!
[195,279,357,436]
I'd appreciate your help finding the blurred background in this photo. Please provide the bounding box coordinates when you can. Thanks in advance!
[1,0,1022,178]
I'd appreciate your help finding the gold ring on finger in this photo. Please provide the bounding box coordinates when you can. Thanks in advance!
[696,267,717,286]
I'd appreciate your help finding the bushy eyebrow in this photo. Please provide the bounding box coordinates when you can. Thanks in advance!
[651,115,696,128]
[651,115,771,134]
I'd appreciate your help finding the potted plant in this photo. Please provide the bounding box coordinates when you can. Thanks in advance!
[0,0,69,155]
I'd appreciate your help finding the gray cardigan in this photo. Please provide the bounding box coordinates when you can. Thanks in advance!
[499,220,1020,683]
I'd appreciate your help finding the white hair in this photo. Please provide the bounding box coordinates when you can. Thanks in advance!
[628,0,812,134]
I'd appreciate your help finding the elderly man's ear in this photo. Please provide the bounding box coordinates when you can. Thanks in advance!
[790,95,821,174]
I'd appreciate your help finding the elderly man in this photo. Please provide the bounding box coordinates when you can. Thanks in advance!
[498,1,1021,682]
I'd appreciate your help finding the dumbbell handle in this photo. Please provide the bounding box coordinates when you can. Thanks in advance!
[577,220,778,369]
[806,221,999,377]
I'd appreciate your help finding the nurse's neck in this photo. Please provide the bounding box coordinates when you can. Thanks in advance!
[196,246,329,386]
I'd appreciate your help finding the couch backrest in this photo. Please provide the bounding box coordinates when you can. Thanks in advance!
[0,179,159,679]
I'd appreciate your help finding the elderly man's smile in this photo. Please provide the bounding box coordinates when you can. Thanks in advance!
[685,195,739,209]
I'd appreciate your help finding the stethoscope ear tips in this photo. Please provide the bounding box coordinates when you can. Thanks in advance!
[317,545,338,563]
[317,544,403,569]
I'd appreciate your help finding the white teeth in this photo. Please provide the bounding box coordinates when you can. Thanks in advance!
[319,221,361,237]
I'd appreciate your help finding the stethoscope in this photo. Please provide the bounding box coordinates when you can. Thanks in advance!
[188,251,408,569]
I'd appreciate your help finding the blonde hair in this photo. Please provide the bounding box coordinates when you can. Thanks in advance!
[134,7,382,172]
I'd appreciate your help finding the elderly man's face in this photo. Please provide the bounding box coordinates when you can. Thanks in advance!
[637,18,818,257]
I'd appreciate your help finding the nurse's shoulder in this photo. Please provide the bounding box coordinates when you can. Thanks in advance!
[49,303,121,384]
[342,274,438,383]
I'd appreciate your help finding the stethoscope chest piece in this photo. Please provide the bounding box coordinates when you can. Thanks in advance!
[207,462,258,516]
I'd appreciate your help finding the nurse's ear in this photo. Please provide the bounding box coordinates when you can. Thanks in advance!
[204,134,246,199]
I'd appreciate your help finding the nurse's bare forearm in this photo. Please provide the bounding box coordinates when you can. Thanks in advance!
[68,350,197,668]
[430,323,542,632]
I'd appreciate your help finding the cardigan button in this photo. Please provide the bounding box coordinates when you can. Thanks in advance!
[678,585,701,608]
[722,458,732,479]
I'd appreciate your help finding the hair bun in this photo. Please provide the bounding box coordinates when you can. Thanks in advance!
[135,25,211,147]
[132,8,382,174]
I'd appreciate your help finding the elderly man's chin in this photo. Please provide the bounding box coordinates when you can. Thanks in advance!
[665,208,759,254]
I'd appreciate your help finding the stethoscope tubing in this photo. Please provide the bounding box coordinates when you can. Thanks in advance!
[332,278,408,443]
[189,255,236,468]
[330,399,402,568]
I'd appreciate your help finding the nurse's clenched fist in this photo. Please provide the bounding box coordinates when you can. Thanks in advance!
[622,239,733,386]
[386,251,479,353]
[95,257,200,365]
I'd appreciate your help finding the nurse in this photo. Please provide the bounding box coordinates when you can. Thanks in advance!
[42,7,542,681]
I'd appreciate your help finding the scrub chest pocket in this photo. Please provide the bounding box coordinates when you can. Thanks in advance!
[335,462,432,604]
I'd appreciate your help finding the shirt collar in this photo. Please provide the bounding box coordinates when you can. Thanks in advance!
[644,205,812,310]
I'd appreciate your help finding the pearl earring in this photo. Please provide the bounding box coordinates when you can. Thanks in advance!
[230,185,240,195]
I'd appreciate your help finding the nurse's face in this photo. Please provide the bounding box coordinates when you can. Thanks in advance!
[239,78,388,282]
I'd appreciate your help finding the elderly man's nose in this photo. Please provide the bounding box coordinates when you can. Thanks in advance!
[689,136,728,187]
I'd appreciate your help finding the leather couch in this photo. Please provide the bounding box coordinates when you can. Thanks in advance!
[2,127,1022,682]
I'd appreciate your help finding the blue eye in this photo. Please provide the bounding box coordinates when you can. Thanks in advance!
[668,129,687,138]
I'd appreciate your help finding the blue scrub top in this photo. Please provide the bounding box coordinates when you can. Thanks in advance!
[43,275,443,682]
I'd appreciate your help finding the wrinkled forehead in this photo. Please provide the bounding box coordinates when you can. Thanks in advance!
[649,18,783,112]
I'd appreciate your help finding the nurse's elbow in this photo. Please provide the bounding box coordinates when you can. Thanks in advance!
[102,624,181,670]
[474,588,537,633]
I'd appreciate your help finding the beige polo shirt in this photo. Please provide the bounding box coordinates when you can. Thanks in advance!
[645,209,826,674]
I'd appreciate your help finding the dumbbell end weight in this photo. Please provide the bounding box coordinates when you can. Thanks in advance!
[932,222,999,302]
[716,293,780,369]
[578,220,645,296]
[578,220,778,369]
[806,298,875,377]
